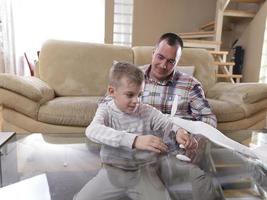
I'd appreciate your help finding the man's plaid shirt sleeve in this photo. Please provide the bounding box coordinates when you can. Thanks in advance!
[189,83,217,128]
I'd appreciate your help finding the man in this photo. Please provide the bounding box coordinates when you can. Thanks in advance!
[141,32,216,127]
[140,33,221,200]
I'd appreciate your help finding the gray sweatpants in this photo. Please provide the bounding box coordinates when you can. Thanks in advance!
[74,164,170,200]
[158,155,222,200]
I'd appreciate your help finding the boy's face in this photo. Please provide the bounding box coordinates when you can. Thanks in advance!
[108,77,144,114]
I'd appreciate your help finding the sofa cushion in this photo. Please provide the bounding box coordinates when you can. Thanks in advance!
[38,97,100,126]
[207,82,267,104]
[177,66,195,76]
[0,74,54,102]
[179,48,216,93]
[207,98,245,122]
[0,89,39,119]
[39,40,133,97]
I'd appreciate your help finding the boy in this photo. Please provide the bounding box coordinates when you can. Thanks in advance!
[74,62,193,200]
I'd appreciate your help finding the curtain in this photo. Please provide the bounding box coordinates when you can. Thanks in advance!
[259,19,267,83]
[0,0,19,74]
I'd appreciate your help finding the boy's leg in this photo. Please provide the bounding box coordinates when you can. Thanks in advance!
[74,166,126,200]
[158,155,221,200]
[127,165,171,200]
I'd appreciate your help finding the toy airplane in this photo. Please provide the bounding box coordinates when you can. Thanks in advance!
[169,95,267,167]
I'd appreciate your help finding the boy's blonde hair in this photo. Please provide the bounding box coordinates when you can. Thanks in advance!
[109,61,144,87]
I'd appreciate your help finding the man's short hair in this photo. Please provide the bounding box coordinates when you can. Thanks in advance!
[109,61,144,87]
[157,33,183,49]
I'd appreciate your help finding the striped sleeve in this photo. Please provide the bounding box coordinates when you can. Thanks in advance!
[85,104,137,149]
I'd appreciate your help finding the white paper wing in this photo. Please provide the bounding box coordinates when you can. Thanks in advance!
[171,95,179,117]
[172,117,258,159]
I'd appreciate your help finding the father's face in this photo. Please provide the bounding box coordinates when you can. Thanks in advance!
[150,40,182,81]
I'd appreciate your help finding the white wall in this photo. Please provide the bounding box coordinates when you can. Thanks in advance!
[237,1,267,82]
[105,0,217,46]
[132,0,216,46]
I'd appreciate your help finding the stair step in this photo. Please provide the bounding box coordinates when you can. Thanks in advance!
[224,188,262,199]
[214,163,242,168]
[224,9,256,18]
[199,21,233,31]
[216,74,242,78]
[214,61,235,66]
[179,31,214,39]
[183,39,221,49]
[200,21,215,31]
[231,0,265,4]
[209,50,229,56]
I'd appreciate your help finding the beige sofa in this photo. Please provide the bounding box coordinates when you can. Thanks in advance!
[1,39,267,134]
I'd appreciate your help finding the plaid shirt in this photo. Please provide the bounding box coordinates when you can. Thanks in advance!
[140,64,217,128]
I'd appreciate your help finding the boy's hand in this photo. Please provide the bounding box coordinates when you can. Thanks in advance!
[133,135,168,153]
[176,128,194,149]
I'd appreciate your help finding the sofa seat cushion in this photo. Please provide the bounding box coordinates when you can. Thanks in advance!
[208,98,267,123]
[38,97,100,126]
[207,82,267,104]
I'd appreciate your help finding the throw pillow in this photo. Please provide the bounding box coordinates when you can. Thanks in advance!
[176,66,195,76]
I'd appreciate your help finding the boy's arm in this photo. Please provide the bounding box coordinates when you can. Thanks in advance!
[148,105,180,134]
[88,104,168,153]
[148,105,194,148]
[86,104,137,149]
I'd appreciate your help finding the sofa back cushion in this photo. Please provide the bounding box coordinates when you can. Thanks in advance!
[39,40,133,97]
[132,46,216,93]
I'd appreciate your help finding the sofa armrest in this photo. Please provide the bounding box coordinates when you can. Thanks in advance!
[0,74,55,103]
[206,82,267,104]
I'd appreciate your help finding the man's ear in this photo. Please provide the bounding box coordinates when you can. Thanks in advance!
[108,85,115,97]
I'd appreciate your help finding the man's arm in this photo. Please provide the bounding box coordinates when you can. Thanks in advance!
[189,84,217,128]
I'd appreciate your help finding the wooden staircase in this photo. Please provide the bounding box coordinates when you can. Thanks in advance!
[208,50,242,83]
[214,0,264,50]
[179,0,265,83]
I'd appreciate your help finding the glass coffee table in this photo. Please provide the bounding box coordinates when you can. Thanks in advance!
[0,133,102,200]
[0,131,266,200]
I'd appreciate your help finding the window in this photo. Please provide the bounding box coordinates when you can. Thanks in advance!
[113,0,133,46]
[13,0,105,51]
[1,0,105,75]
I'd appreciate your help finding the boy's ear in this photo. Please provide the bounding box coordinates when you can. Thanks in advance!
[108,85,115,97]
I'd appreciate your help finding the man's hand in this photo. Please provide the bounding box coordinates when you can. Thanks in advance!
[133,135,168,153]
